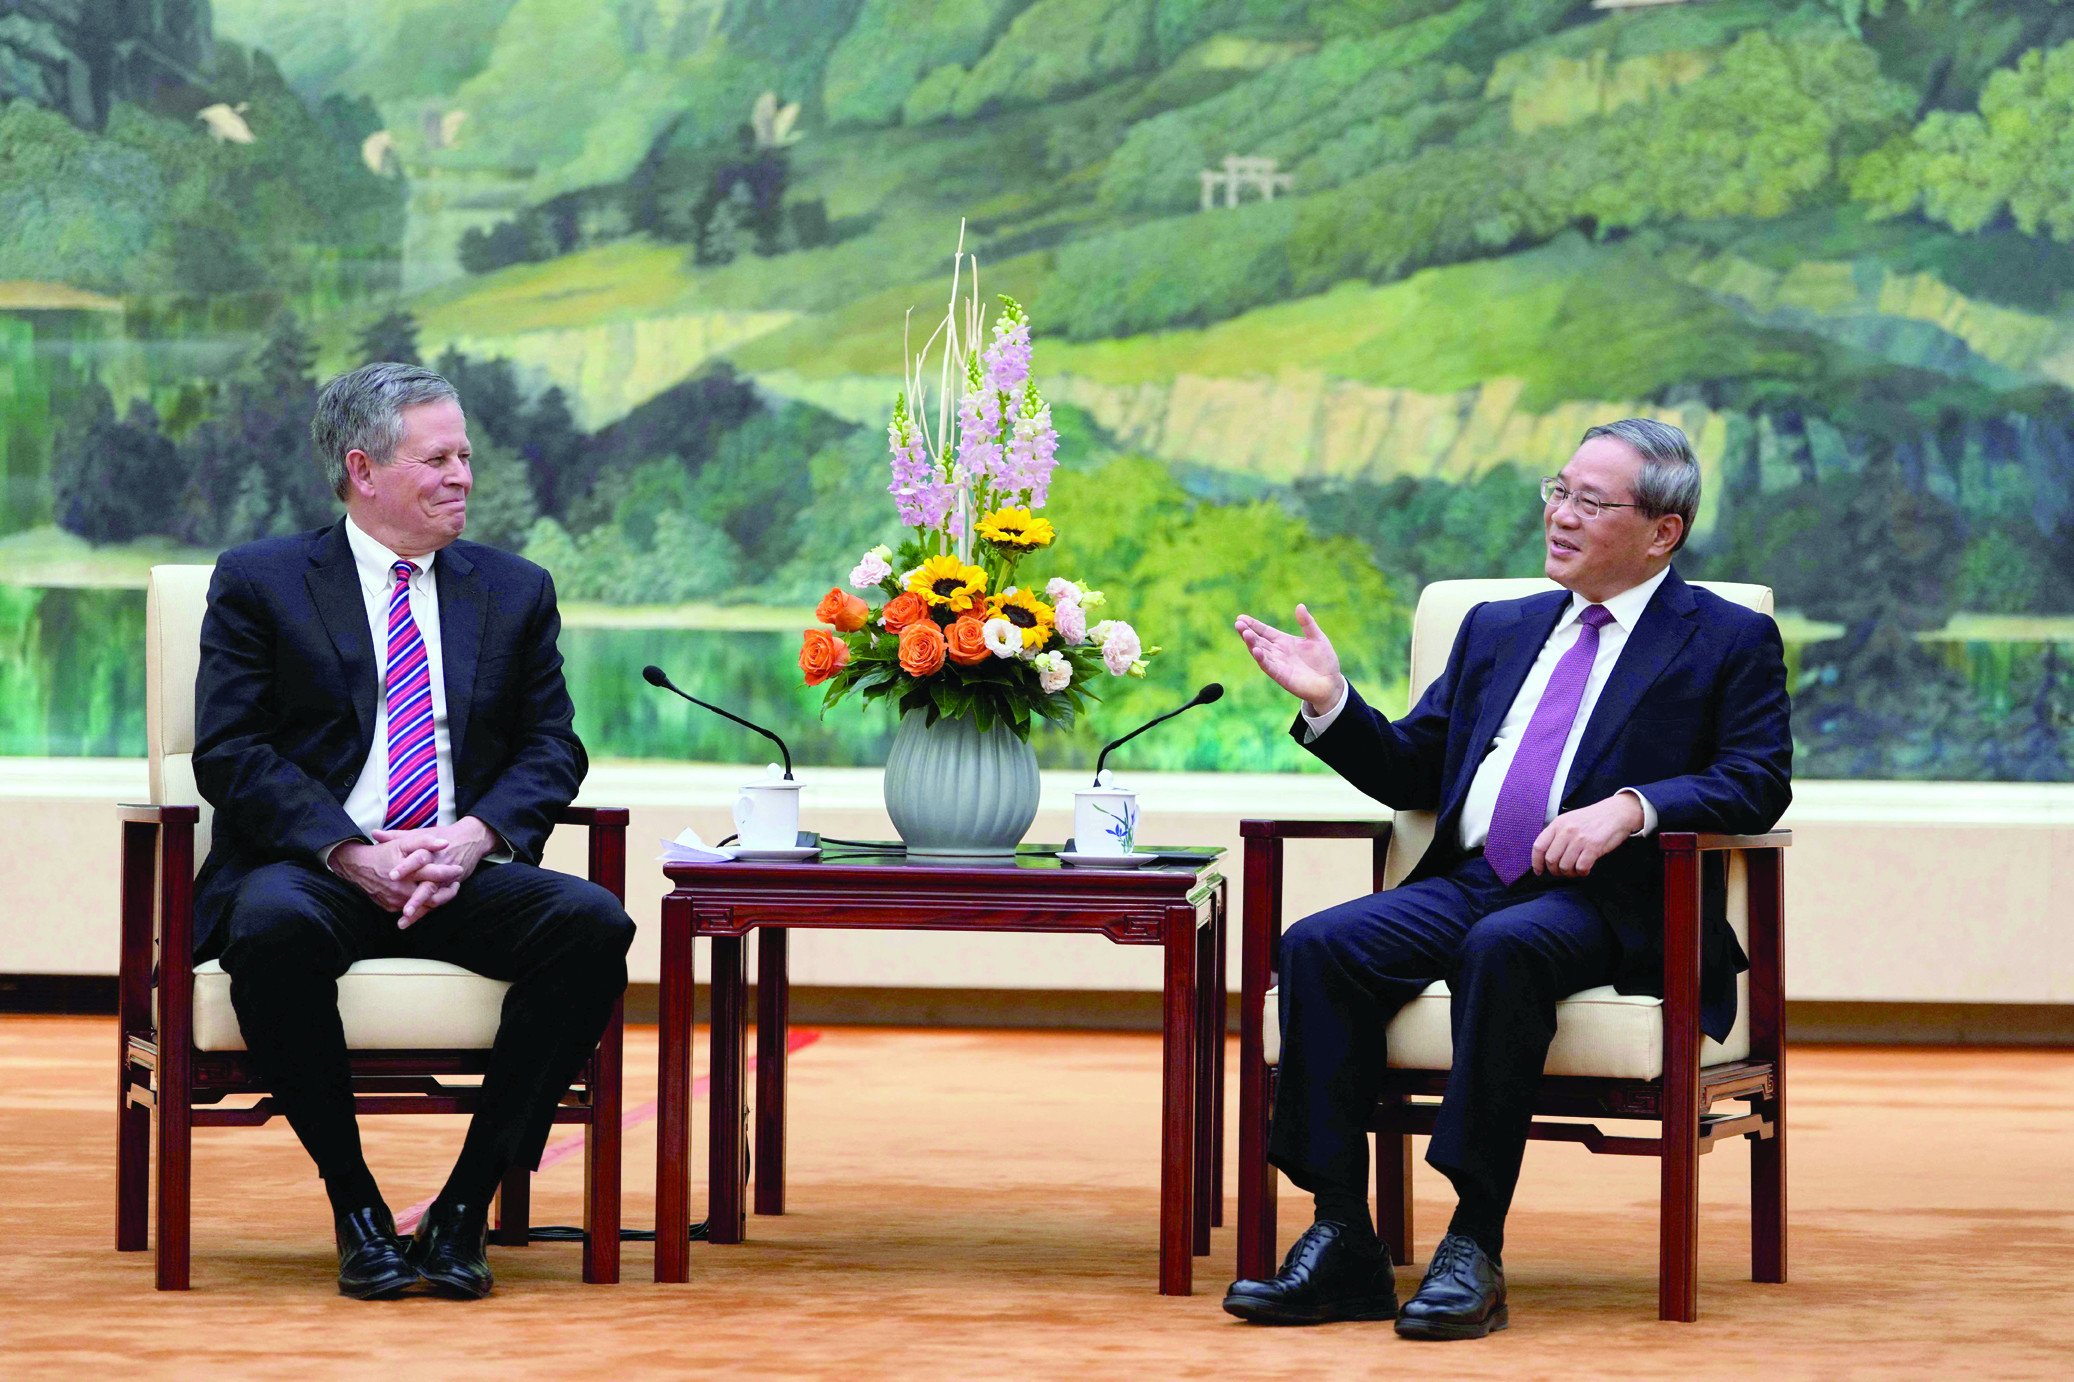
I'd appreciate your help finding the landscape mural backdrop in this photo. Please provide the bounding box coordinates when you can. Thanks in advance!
[3,0,2072,779]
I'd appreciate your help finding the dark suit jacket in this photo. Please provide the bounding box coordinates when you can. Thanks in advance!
[190,519,587,956]
[1296,567,1792,1040]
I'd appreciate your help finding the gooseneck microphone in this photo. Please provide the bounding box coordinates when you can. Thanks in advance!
[642,664,795,780]
[1092,683,1224,784]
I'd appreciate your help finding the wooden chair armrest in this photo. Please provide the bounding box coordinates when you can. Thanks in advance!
[1239,818,1388,841]
[1659,829,1792,853]
[557,805,630,903]
[556,806,629,827]
[118,803,200,825]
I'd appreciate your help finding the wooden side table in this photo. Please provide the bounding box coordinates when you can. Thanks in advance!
[653,847,1228,1294]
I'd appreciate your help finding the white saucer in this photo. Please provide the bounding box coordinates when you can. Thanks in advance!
[1059,851,1160,868]
[730,845,822,862]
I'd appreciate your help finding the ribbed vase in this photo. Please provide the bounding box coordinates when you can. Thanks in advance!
[882,709,1040,857]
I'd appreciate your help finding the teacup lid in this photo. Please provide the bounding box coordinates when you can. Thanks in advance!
[747,762,799,788]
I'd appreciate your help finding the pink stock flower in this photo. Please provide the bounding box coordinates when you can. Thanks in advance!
[983,310,1032,395]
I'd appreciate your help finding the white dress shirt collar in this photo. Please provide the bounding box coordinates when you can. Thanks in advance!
[1556,564,1671,636]
[343,514,438,596]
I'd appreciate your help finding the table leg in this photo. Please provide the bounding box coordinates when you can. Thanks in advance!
[653,893,694,1283]
[708,932,749,1245]
[1211,879,1228,1230]
[1193,905,1217,1257]
[755,927,789,1216]
[1160,902,1199,1295]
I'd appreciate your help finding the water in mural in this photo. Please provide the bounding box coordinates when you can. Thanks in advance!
[4,1,2072,779]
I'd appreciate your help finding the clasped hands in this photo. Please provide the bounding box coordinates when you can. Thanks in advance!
[331,815,498,928]
[1234,603,1642,879]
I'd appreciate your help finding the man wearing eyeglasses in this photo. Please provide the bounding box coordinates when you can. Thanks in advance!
[1226,419,1791,1337]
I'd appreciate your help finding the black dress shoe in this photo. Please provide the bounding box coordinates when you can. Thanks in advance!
[407,1201,494,1299]
[1222,1221,1397,1325]
[1394,1232,1507,1340]
[335,1205,418,1300]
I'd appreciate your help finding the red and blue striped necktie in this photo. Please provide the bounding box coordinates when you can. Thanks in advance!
[383,559,440,831]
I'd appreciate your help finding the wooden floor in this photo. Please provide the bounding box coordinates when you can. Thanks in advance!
[2,1016,2070,1378]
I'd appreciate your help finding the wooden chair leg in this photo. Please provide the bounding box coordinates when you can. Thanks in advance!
[154,1085,192,1290]
[117,1081,149,1251]
[1752,1089,1787,1284]
[494,1168,531,1247]
[1376,1126,1412,1267]
[1235,842,1279,1282]
[584,997,625,1285]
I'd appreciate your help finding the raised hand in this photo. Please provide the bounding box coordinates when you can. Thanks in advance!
[1233,604,1345,716]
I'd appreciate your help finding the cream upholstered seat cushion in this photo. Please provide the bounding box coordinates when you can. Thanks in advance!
[1262,978,1749,1082]
[190,958,511,1052]
[1258,577,1772,1084]
[150,565,508,1055]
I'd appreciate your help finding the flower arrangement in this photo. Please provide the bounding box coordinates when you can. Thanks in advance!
[800,242,1154,738]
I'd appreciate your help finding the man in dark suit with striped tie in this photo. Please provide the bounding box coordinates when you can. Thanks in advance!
[1224,420,1792,1337]
[191,362,634,1299]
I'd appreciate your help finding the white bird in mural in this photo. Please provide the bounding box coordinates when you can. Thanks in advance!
[196,103,255,144]
[751,90,800,149]
[361,130,398,176]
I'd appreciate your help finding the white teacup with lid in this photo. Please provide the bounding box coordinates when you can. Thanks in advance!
[1072,768,1139,858]
[732,762,800,851]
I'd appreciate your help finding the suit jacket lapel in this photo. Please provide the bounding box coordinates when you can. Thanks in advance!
[1561,568,1700,800]
[1437,591,1568,830]
[305,521,376,748]
[436,543,486,769]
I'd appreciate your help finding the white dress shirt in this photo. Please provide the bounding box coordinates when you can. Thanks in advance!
[1304,567,1668,849]
[335,516,459,849]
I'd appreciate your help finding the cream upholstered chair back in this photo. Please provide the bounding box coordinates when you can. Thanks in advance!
[1379,576,1774,890]
[147,566,218,867]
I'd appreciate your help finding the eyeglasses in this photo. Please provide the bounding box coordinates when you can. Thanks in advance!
[1540,478,1642,520]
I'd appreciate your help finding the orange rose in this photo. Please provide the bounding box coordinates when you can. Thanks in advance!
[896,620,947,677]
[799,628,851,687]
[944,615,990,667]
[815,587,869,633]
[881,591,930,633]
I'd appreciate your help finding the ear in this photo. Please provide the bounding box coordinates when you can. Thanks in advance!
[1649,512,1685,558]
[342,449,378,498]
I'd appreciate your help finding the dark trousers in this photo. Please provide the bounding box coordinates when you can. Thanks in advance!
[210,859,634,1209]
[1270,853,1617,1228]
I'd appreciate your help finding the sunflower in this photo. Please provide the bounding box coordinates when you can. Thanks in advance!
[907,554,990,613]
[985,586,1056,651]
[977,506,1056,552]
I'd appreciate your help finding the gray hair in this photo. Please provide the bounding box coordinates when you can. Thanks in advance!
[1579,417,1701,553]
[312,362,461,499]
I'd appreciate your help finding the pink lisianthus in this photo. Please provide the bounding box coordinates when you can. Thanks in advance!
[850,548,893,589]
[1099,621,1142,676]
[1045,577,1079,604]
[1053,599,1087,645]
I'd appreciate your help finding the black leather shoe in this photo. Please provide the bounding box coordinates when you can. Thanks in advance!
[407,1201,494,1299]
[335,1205,418,1300]
[1222,1221,1397,1325]
[1394,1232,1507,1340]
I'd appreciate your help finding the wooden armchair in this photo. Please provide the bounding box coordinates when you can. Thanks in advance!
[116,565,629,1289]
[1234,579,1789,1322]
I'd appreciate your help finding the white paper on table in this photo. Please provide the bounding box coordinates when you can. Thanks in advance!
[657,826,737,864]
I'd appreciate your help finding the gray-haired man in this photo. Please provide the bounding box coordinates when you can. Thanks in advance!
[1226,419,1791,1336]
[191,363,633,1298]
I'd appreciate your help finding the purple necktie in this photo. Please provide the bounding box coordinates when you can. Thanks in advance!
[383,560,440,831]
[1483,604,1614,885]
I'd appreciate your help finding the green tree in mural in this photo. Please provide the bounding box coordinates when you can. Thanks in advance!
[177,313,328,545]
[521,386,584,519]
[356,310,423,367]
[433,349,529,451]
[1793,446,1981,777]
[50,383,181,543]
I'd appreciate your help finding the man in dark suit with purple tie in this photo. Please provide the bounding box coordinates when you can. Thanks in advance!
[192,363,633,1299]
[1223,419,1792,1338]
